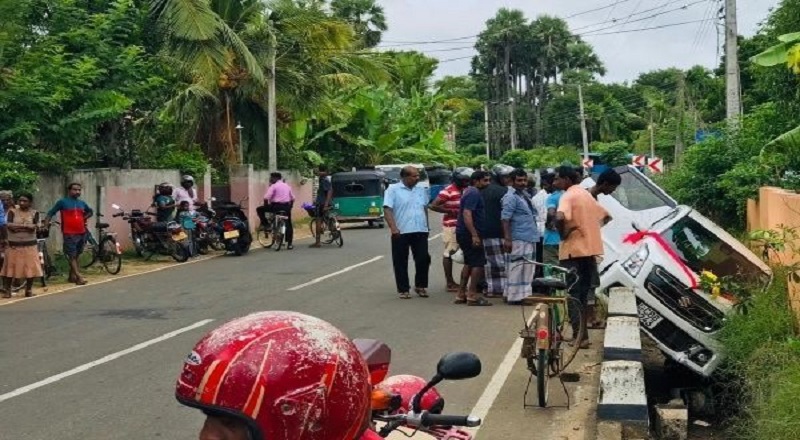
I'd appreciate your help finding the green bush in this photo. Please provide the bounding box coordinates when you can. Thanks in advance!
[0,157,38,194]
[138,144,214,182]
[592,141,630,167]
[718,268,800,440]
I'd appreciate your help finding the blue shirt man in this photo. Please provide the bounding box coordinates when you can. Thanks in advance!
[384,182,429,234]
[501,190,539,243]
[383,166,431,298]
[542,189,564,265]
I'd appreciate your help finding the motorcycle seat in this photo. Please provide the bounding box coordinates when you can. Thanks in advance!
[531,277,568,291]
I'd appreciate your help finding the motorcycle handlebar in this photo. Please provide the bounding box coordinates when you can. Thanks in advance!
[376,412,481,429]
[421,413,480,427]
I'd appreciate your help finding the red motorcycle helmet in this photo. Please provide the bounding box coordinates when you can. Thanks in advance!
[176,311,372,440]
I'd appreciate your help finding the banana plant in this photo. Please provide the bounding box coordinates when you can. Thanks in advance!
[751,31,800,74]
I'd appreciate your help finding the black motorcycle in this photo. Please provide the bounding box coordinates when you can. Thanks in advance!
[112,204,189,262]
[213,198,252,256]
[194,199,225,253]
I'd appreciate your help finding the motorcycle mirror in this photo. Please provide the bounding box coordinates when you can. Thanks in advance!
[111,204,121,210]
[435,352,482,381]
[412,352,481,414]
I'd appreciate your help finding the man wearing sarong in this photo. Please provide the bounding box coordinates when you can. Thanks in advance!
[501,168,540,305]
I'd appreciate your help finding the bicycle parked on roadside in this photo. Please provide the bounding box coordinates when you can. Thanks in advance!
[78,214,123,275]
[510,256,584,408]
[305,204,343,247]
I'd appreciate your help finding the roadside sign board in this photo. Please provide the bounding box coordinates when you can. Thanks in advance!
[632,155,646,167]
[648,157,663,174]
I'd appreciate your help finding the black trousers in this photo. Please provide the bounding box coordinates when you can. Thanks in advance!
[257,202,294,245]
[561,256,598,339]
[390,232,431,293]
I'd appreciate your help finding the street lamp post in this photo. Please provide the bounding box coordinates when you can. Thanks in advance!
[235,122,244,164]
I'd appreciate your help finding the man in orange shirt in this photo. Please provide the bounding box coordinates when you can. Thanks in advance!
[554,165,611,348]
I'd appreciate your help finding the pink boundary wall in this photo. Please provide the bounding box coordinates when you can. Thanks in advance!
[37,167,312,252]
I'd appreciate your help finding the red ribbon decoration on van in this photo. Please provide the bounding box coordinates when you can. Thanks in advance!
[623,230,699,289]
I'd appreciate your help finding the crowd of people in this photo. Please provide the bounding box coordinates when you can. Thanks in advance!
[384,163,621,348]
[0,183,95,298]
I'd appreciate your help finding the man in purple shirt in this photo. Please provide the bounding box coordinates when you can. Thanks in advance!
[258,172,295,249]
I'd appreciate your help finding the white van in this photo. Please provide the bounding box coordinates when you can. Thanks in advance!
[375,164,430,193]
[584,167,771,377]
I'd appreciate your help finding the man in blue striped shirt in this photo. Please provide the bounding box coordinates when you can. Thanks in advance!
[501,169,539,304]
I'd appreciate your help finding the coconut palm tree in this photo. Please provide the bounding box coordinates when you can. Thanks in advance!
[330,0,387,48]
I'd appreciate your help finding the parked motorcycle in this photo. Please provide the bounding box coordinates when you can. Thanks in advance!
[193,199,224,253]
[112,204,189,262]
[355,339,482,439]
[213,198,252,256]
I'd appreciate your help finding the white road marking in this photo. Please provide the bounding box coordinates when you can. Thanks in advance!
[287,256,384,291]
[428,233,442,241]
[467,313,536,438]
[0,319,214,403]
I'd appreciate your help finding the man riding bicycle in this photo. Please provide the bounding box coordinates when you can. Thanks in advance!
[257,172,295,250]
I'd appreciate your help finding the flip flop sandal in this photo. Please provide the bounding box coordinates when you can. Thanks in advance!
[415,288,429,298]
[25,290,36,297]
[453,298,467,304]
[467,298,493,307]
[399,292,412,299]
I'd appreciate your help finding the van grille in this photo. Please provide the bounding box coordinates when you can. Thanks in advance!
[645,266,724,332]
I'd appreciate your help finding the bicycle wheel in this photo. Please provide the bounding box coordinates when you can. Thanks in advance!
[43,248,56,280]
[321,217,336,244]
[271,219,285,251]
[554,297,585,374]
[170,241,190,262]
[100,236,122,275]
[256,223,272,248]
[537,349,550,407]
[334,230,343,248]
[10,278,25,293]
[309,217,319,238]
[78,246,96,269]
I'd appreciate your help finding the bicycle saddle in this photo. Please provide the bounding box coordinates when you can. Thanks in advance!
[96,222,110,229]
[531,277,567,290]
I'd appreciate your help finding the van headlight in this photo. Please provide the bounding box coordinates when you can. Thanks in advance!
[622,244,650,277]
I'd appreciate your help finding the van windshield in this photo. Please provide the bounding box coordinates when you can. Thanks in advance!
[609,169,675,211]
[660,216,767,284]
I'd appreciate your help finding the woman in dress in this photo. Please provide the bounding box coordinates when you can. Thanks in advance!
[1,192,43,298]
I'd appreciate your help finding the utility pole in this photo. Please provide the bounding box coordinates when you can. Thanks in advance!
[674,72,686,162]
[577,84,589,161]
[509,97,517,151]
[267,23,278,171]
[484,102,491,159]
[725,0,741,128]
[649,118,656,158]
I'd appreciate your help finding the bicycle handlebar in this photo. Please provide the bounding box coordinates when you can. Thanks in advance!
[112,212,125,218]
[509,256,572,274]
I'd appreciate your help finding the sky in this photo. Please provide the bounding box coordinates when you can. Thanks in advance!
[377,0,781,83]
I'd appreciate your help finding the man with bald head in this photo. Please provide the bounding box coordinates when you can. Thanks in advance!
[383,165,431,299]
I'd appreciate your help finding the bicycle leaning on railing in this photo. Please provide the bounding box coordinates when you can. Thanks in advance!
[509,256,584,409]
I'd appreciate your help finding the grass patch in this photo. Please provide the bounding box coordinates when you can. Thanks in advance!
[717,267,800,440]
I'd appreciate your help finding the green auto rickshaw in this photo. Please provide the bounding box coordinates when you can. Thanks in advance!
[331,170,386,228]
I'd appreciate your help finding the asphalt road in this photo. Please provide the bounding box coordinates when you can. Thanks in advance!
[0,222,601,440]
